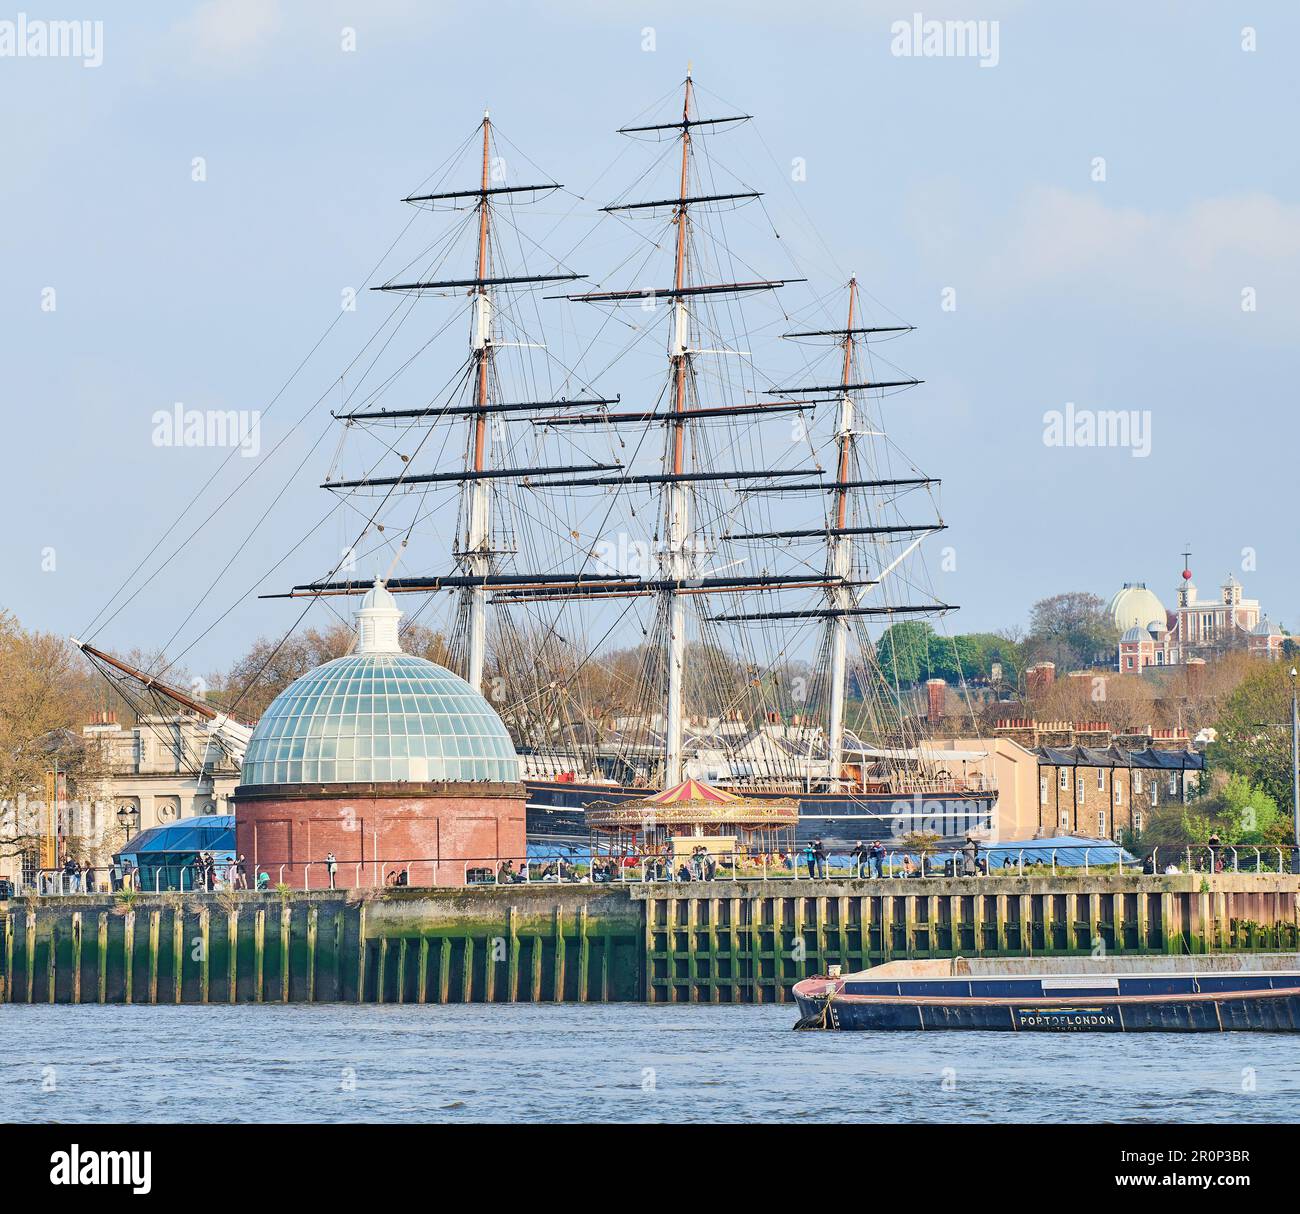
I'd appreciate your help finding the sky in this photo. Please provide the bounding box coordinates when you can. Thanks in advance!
[3,0,1298,678]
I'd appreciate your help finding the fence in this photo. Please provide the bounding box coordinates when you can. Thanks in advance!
[12,844,1295,899]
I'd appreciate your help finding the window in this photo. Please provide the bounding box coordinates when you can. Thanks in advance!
[1060,809,1069,829]
[1133,772,1143,794]
[1059,768,1069,790]
[1097,768,1105,789]
[1114,779,1123,805]
[1151,785,1158,807]
[1040,776,1048,806]
[1097,810,1107,836]
[1134,810,1143,833]
[1076,776,1085,805]
[1168,774,1177,795]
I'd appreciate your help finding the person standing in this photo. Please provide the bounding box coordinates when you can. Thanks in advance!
[326,852,338,890]
[869,840,885,879]
[802,840,817,879]
[813,838,827,879]
[850,841,867,878]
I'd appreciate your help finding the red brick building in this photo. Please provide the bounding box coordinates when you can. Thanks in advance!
[234,581,525,887]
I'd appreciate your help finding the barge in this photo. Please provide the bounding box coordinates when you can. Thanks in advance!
[793,954,1300,1032]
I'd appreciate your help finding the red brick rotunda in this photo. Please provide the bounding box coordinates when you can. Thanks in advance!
[233,580,526,888]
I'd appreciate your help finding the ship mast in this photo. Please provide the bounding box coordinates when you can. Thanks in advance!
[824,279,859,787]
[663,72,696,786]
[466,111,494,693]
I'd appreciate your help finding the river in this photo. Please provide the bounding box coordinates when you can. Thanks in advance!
[3,1003,1293,1123]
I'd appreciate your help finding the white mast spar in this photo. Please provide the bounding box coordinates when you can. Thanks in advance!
[824,279,859,789]
[465,110,495,694]
[663,74,696,787]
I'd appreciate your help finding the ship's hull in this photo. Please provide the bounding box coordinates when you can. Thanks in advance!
[525,778,995,848]
[792,973,1300,1032]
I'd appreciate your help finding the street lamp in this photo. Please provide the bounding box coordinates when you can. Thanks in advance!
[1291,668,1299,874]
[116,804,138,842]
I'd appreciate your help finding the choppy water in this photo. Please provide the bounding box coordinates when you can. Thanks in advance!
[3,1003,1296,1123]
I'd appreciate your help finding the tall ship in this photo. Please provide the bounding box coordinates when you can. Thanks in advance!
[77,73,996,850]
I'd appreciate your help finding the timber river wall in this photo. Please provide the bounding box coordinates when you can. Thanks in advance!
[2,875,1298,1005]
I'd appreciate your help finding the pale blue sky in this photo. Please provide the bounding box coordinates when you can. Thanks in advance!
[3,0,1298,675]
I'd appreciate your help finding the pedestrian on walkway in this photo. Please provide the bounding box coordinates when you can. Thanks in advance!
[326,852,338,890]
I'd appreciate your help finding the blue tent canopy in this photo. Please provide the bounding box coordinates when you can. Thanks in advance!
[935,835,1135,867]
[115,814,235,861]
[114,814,236,892]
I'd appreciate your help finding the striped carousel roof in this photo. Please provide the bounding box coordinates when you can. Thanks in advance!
[642,778,740,805]
[585,777,797,832]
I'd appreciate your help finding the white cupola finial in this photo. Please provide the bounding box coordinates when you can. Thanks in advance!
[355,577,403,654]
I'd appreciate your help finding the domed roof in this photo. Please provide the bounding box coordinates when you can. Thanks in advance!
[239,580,520,788]
[1120,625,1149,643]
[1252,617,1279,637]
[1107,583,1168,633]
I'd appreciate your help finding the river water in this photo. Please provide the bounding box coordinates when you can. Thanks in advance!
[3,1003,1295,1123]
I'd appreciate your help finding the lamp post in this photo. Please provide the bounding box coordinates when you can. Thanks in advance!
[116,804,137,843]
[1292,668,1299,874]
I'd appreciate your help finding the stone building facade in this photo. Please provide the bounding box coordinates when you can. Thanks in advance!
[0,712,239,887]
[993,719,1204,840]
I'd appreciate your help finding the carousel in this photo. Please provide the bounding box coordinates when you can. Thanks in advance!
[585,778,798,872]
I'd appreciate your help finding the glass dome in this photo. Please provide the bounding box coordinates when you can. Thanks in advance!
[240,653,521,787]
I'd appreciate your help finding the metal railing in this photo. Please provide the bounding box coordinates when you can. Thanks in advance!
[9,843,1297,897]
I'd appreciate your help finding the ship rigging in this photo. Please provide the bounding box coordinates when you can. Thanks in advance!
[74,72,997,846]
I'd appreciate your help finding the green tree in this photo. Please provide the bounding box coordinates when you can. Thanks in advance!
[1025,591,1118,669]
[1209,660,1297,812]
[873,621,934,687]
[1141,774,1286,849]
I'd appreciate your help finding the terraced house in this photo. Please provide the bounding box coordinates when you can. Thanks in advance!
[993,719,1204,840]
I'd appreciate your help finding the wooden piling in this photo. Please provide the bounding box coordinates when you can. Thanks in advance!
[306,907,318,1004]
[507,906,519,1003]
[122,911,135,1006]
[2,914,13,1004]
[172,909,184,1004]
[280,904,291,1002]
[25,912,36,1004]
[70,913,82,1005]
[355,905,366,1004]
[199,909,210,1004]
[227,908,239,1004]
[461,936,473,1003]
[253,907,265,1002]
[577,905,589,1003]
[96,913,107,1004]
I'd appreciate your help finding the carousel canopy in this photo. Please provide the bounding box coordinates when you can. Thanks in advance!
[642,778,743,805]
[586,778,798,832]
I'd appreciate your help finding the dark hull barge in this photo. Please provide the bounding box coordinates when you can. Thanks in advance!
[793,954,1300,1032]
